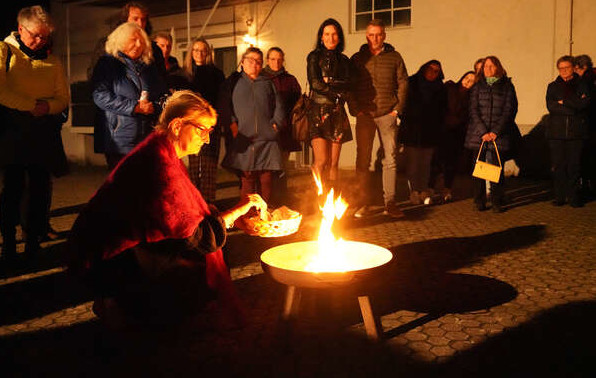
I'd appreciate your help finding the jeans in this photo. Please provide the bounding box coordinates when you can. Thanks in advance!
[355,113,398,205]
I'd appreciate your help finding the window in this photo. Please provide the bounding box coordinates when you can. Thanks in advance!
[354,0,411,31]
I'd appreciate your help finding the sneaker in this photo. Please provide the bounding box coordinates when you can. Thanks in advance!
[442,188,453,203]
[353,205,372,219]
[421,190,433,205]
[383,201,405,219]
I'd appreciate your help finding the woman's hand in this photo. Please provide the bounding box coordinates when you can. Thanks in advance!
[481,132,497,142]
[230,122,239,138]
[220,194,268,229]
[134,100,154,115]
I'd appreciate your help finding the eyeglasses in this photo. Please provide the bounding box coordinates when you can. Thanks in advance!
[186,121,213,134]
[557,64,573,71]
[21,24,50,42]
[244,57,263,65]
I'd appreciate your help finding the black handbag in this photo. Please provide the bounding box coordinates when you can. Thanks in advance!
[290,90,312,142]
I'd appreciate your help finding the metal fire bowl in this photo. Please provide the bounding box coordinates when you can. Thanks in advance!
[260,240,393,289]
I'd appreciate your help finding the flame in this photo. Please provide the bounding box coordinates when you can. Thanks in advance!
[305,172,351,272]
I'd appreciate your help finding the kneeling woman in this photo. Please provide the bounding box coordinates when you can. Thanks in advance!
[67,90,266,327]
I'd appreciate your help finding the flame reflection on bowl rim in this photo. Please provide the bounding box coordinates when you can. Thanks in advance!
[260,240,393,274]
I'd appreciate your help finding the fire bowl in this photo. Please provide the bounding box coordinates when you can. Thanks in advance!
[260,240,393,289]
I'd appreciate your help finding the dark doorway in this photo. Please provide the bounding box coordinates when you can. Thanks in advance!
[215,46,238,77]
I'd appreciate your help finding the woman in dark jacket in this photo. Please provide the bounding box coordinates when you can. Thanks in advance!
[400,60,447,205]
[430,71,476,202]
[307,18,352,189]
[546,55,591,207]
[92,22,167,169]
[184,37,225,203]
[465,56,518,212]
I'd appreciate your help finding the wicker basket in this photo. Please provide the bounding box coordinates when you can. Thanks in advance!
[239,206,302,238]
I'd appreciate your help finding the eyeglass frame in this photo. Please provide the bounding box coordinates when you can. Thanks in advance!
[20,24,51,42]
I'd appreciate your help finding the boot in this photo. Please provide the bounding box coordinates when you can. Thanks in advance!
[1,231,18,263]
[25,236,41,259]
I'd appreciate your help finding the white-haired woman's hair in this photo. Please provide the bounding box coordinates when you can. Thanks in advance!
[105,22,153,65]
[18,5,54,33]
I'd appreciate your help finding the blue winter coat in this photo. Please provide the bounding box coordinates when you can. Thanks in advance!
[222,72,285,172]
[92,53,167,155]
[465,77,518,153]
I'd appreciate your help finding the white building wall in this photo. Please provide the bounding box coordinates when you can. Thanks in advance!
[51,0,596,168]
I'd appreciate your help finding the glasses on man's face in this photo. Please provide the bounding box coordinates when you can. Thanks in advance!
[244,57,263,66]
[21,25,50,42]
[558,64,573,71]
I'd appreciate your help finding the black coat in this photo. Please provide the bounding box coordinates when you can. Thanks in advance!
[399,73,447,148]
[465,77,518,152]
[545,74,591,140]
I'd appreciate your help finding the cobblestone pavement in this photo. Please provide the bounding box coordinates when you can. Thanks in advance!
[0,166,594,377]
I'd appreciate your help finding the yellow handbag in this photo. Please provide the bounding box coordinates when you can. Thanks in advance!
[472,140,502,183]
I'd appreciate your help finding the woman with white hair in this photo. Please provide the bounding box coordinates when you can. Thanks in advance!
[92,22,168,169]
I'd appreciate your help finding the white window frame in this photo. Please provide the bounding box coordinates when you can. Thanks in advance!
[352,0,412,32]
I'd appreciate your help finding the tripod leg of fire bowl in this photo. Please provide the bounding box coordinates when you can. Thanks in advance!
[358,295,383,341]
[282,285,301,320]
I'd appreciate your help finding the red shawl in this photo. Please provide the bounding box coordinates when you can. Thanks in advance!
[68,132,211,267]
[67,132,244,325]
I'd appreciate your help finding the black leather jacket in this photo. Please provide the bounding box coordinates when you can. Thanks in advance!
[307,48,351,105]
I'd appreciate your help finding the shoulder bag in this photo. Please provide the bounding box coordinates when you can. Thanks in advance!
[472,140,502,183]
[290,85,312,142]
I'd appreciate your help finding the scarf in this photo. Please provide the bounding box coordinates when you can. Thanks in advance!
[486,76,499,86]
[15,33,48,60]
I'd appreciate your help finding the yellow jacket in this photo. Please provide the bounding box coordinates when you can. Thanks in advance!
[0,32,69,114]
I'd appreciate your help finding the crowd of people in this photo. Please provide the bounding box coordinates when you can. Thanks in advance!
[1,2,595,327]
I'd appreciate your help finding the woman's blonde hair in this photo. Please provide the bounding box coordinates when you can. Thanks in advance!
[184,37,214,75]
[155,90,217,133]
[105,22,153,65]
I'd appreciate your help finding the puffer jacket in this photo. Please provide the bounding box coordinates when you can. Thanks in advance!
[307,48,351,105]
[465,77,518,152]
[545,74,590,140]
[92,53,167,155]
[349,43,408,117]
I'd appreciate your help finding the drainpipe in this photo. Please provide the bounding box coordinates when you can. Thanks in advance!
[569,0,574,55]
[187,0,191,45]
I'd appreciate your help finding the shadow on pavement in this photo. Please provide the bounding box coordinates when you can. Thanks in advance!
[433,300,595,378]
[0,269,92,325]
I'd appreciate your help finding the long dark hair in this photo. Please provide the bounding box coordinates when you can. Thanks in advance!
[457,70,475,84]
[315,18,345,52]
[416,59,445,81]
[478,55,507,79]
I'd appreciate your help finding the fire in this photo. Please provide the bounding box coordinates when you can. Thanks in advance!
[305,173,352,272]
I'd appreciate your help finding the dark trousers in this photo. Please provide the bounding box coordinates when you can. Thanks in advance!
[472,149,505,206]
[240,170,274,203]
[0,164,51,243]
[549,139,583,203]
[105,154,126,171]
[430,130,466,190]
